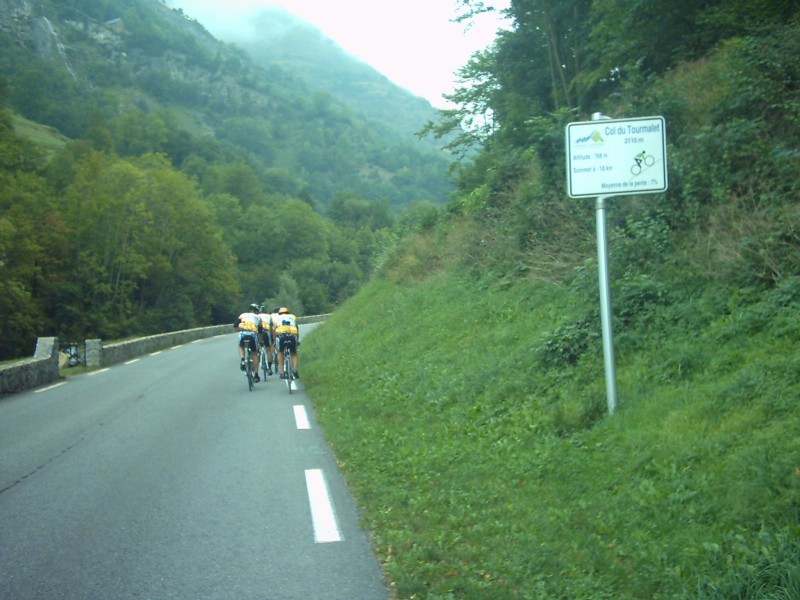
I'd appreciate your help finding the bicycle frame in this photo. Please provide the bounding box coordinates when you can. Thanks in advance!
[259,345,269,380]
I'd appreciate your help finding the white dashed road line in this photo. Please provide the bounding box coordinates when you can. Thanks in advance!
[304,469,342,543]
[293,405,310,430]
[35,382,67,393]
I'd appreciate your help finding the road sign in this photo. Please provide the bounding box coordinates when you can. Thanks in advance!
[565,116,667,198]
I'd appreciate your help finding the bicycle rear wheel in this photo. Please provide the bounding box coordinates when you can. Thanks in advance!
[283,347,293,394]
[260,347,268,380]
[245,346,254,391]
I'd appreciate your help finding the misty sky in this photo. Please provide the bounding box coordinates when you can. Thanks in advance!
[165,0,511,107]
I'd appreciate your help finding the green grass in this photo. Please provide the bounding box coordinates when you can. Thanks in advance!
[303,271,800,599]
[11,113,69,152]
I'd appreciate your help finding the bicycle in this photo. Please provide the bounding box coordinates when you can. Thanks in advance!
[282,343,294,394]
[630,152,655,176]
[243,343,254,391]
[61,341,85,367]
[259,344,270,381]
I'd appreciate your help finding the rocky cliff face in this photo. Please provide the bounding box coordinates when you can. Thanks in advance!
[1,1,128,85]
[1,0,77,70]
[0,0,281,117]
[0,0,34,34]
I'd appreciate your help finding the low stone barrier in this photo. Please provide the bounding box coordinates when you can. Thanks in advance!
[0,315,328,397]
[91,324,231,368]
[0,337,60,396]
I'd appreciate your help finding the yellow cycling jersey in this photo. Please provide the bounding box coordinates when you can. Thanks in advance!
[274,313,298,336]
[238,312,261,333]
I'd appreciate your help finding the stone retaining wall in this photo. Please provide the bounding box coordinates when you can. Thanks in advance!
[0,337,60,396]
[91,324,231,368]
[0,315,328,397]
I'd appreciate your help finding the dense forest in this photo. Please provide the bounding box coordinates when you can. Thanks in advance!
[422,0,800,291]
[0,0,449,359]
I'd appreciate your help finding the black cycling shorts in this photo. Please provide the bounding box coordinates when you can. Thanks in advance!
[239,333,258,351]
[277,333,297,353]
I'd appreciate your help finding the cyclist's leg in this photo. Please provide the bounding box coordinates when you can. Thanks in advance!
[238,334,247,370]
[266,332,274,374]
[276,335,285,377]
[251,337,260,379]
[280,336,296,378]
[290,335,299,377]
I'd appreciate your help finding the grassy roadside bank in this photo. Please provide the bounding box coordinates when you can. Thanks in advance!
[303,271,800,598]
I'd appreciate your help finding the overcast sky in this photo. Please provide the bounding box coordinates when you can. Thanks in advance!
[165,0,511,107]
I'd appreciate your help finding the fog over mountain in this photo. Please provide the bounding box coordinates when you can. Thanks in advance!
[188,5,443,143]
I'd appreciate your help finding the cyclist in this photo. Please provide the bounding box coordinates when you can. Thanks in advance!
[268,306,281,371]
[233,303,263,382]
[257,305,274,376]
[273,306,299,379]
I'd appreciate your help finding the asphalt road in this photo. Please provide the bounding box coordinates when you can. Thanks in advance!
[0,325,389,599]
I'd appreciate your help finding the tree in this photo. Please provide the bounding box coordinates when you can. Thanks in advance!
[0,175,48,357]
[203,160,266,208]
[328,192,393,231]
[274,199,331,262]
[113,110,168,157]
[583,0,797,101]
[0,112,68,358]
[430,0,591,155]
[131,153,239,326]
[57,151,238,337]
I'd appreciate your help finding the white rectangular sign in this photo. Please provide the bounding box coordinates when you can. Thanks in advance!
[565,116,667,198]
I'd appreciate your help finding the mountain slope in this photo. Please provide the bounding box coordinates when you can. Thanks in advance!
[224,7,443,147]
[0,0,453,208]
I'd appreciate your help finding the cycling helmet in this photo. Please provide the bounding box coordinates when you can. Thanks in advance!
[249,303,261,313]
[277,307,290,314]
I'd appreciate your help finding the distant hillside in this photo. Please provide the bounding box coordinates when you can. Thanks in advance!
[223,7,443,147]
[0,0,464,359]
[0,0,453,208]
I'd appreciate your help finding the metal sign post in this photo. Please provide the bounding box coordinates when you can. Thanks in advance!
[595,193,617,414]
[565,113,668,414]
